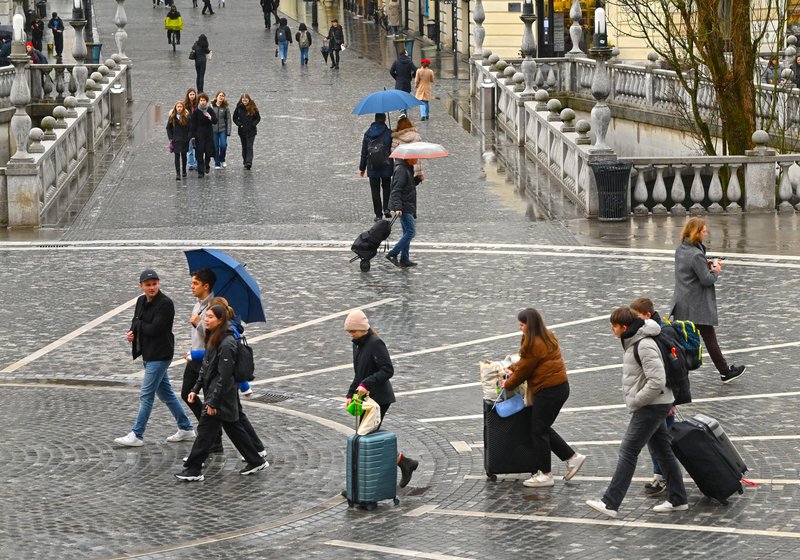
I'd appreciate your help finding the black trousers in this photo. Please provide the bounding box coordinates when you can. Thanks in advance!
[181,360,223,448]
[184,412,262,472]
[173,150,187,176]
[239,133,255,166]
[697,324,728,374]
[262,11,271,28]
[238,397,264,452]
[202,0,214,13]
[529,382,574,474]
[195,61,206,94]
[330,49,340,67]
[53,33,63,55]
[195,135,214,172]
[369,176,391,218]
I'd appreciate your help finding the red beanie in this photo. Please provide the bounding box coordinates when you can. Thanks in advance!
[26,41,33,48]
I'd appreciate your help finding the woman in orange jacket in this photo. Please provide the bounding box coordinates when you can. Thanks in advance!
[503,308,586,488]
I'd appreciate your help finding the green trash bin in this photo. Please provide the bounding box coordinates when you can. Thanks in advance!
[85,43,102,64]
[404,37,415,57]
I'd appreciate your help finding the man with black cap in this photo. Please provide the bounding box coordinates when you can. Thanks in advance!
[47,13,65,59]
[115,269,195,447]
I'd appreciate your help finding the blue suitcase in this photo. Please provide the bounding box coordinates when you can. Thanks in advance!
[346,430,400,510]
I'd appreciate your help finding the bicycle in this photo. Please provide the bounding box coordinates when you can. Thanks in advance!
[168,30,178,51]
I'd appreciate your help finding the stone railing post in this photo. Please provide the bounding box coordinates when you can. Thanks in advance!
[115,0,129,61]
[744,130,776,211]
[566,0,584,57]
[588,48,614,154]
[519,0,537,99]
[473,0,486,59]
[645,52,658,107]
[69,16,89,105]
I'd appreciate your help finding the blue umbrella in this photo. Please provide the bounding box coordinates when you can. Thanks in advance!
[352,89,424,115]
[184,248,266,324]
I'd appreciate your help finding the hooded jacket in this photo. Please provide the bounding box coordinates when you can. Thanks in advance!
[388,159,416,215]
[347,331,396,406]
[620,319,673,412]
[359,122,393,178]
[391,126,423,175]
[193,326,239,422]
[671,240,719,326]
[390,54,418,93]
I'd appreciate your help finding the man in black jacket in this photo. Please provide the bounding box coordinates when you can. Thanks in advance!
[386,158,419,268]
[389,50,417,93]
[115,269,195,447]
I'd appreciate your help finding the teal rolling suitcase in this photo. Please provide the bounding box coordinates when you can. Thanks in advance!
[346,430,400,510]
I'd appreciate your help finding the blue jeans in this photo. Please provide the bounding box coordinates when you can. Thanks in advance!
[420,100,430,118]
[300,46,309,63]
[278,40,288,61]
[131,360,192,439]
[389,212,415,263]
[651,413,676,475]
[602,404,687,511]
[213,131,228,166]
[187,138,197,169]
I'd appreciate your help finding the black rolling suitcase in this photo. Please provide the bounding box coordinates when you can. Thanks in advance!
[670,413,747,505]
[349,217,396,272]
[483,400,537,481]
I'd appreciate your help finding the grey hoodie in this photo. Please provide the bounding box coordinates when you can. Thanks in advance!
[620,319,673,412]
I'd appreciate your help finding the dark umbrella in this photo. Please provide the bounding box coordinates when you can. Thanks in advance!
[0,25,12,42]
[321,40,329,64]
[352,89,424,115]
[184,248,266,323]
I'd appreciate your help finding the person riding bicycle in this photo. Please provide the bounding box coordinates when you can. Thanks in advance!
[164,6,183,47]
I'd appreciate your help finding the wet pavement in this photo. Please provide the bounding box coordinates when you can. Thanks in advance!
[2,1,800,559]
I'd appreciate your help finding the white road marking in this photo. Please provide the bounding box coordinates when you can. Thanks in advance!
[0,297,139,373]
[325,540,473,560]
[424,507,800,539]
[449,441,472,454]
[257,315,608,385]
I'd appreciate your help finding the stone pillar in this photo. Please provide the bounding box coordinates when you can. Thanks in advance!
[744,130,776,212]
[473,0,485,58]
[69,17,89,105]
[566,0,584,57]
[114,0,129,61]
[588,49,613,154]
[519,0,537,99]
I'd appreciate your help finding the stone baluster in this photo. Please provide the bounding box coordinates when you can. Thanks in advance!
[632,166,649,215]
[652,165,668,214]
[689,164,706,214]
[707,164,724,213]
[54,67,67,102]
[546,99,562,121]
[519,0,537,98]
[535,89,549,111]
[783,36,797,85]
[512,72,525,92]
[777,161,794,212]
[560,108,576,133]
[8,16,32,163]
[41,116,57,140]
[28,128,44,153]
[85,77,97,99]
[97,65,111,84]
[64,96,78,118]
[567,0,584,56]
[546,66,557,89]
[503,65,516,85]
[69,16,89,104]
[487,54,500,72]
[115,0,129,60]
[589,11,614,155]
[473,0,486,58]
[670,165,687,215]
[53,105,68,128]
[725,164,742,212]
[534,65,545,88]
[575,119,591,145]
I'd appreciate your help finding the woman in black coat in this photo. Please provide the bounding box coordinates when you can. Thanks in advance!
[176,305,268,481]
[344,309,418,487]
[232,93,261,170]
[166,100,191,180]
[190,92,217,177]
[191,34,212,93]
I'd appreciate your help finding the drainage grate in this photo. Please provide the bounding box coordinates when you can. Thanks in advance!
[251,391,291,404]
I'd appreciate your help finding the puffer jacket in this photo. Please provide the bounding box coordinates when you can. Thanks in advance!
[210,103,231,135]
[392,127,422,175]
[620,319,673,412]
[192,326,239,422]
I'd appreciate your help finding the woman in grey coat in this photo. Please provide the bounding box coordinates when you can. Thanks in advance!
[671,218,745,384]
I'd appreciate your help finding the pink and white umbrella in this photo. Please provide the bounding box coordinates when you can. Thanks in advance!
[389,141,449,159]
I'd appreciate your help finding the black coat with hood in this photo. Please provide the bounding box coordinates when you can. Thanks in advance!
[193,326,240,422]
[390,55,418,93]
[388,159,416,216]
[192,34,211,65]
[359,122,393,178]
[347,331,396,406]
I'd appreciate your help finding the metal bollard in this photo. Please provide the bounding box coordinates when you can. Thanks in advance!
[110,84,126,127]
[479,81,495,120]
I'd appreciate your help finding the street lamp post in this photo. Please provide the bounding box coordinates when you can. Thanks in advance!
[588,5,613,153]
[519,0,537,97]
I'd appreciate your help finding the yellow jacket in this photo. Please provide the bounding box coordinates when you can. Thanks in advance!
[165,16,183,31]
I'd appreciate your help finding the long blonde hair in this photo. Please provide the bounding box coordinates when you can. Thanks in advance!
[680,217,706,245]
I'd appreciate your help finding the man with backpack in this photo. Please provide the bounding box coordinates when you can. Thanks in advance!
[585,306,688,518]
[359,113,393,222]
[275,18,292,66]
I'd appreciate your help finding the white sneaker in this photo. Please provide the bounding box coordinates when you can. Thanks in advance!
[166,428,196,442]
[564,453,587,481]
[652,500,688,513]
[586,499,618,518]
[242,388,253,398]
[522,471,554,488]
[114,432,143,447]
[241,450,268,462]
[222,162,227,168]
[214,165,221,170]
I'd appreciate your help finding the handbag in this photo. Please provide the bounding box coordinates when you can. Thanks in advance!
[188,48,196,60]
[493,388,525,418]
[168,140,174,154]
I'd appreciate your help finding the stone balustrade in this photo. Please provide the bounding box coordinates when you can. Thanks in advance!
[474,59,800,218]
[1,60,130,228]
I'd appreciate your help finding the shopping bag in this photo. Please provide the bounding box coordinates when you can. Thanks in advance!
[479,360,504,401]
[357,396,381,435]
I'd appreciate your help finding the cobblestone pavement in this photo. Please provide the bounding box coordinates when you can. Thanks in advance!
[3,1,800,559]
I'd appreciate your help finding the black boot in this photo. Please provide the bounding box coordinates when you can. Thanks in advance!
[398,454,419,488]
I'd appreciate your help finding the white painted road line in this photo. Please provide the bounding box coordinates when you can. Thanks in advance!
[1,297,139,373]
[425,507,800,539]
[325,540,474,560]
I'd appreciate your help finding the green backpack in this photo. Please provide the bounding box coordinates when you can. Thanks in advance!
[663,317,703,370]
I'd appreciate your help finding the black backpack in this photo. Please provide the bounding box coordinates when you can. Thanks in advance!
[233,334,255,383]
[276,27,288,42]
[366,131,391,170]
[633,331,692,406]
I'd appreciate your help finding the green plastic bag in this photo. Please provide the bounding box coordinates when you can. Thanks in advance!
[347,394,363,416]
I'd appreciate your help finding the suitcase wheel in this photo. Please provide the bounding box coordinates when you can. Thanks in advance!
[487,473,497,482]
[365,502,376,511]
[360,260,371,272]
[393,497,400,506]
[347,499,354,508]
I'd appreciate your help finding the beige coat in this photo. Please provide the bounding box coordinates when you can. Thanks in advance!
[392,127,423,176]
[387,0,401,27]
[414,67,434,101]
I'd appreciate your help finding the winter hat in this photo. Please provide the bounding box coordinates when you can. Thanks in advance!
[344,309,370,332]
[421,58,431,64]
[25,41,33,48]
